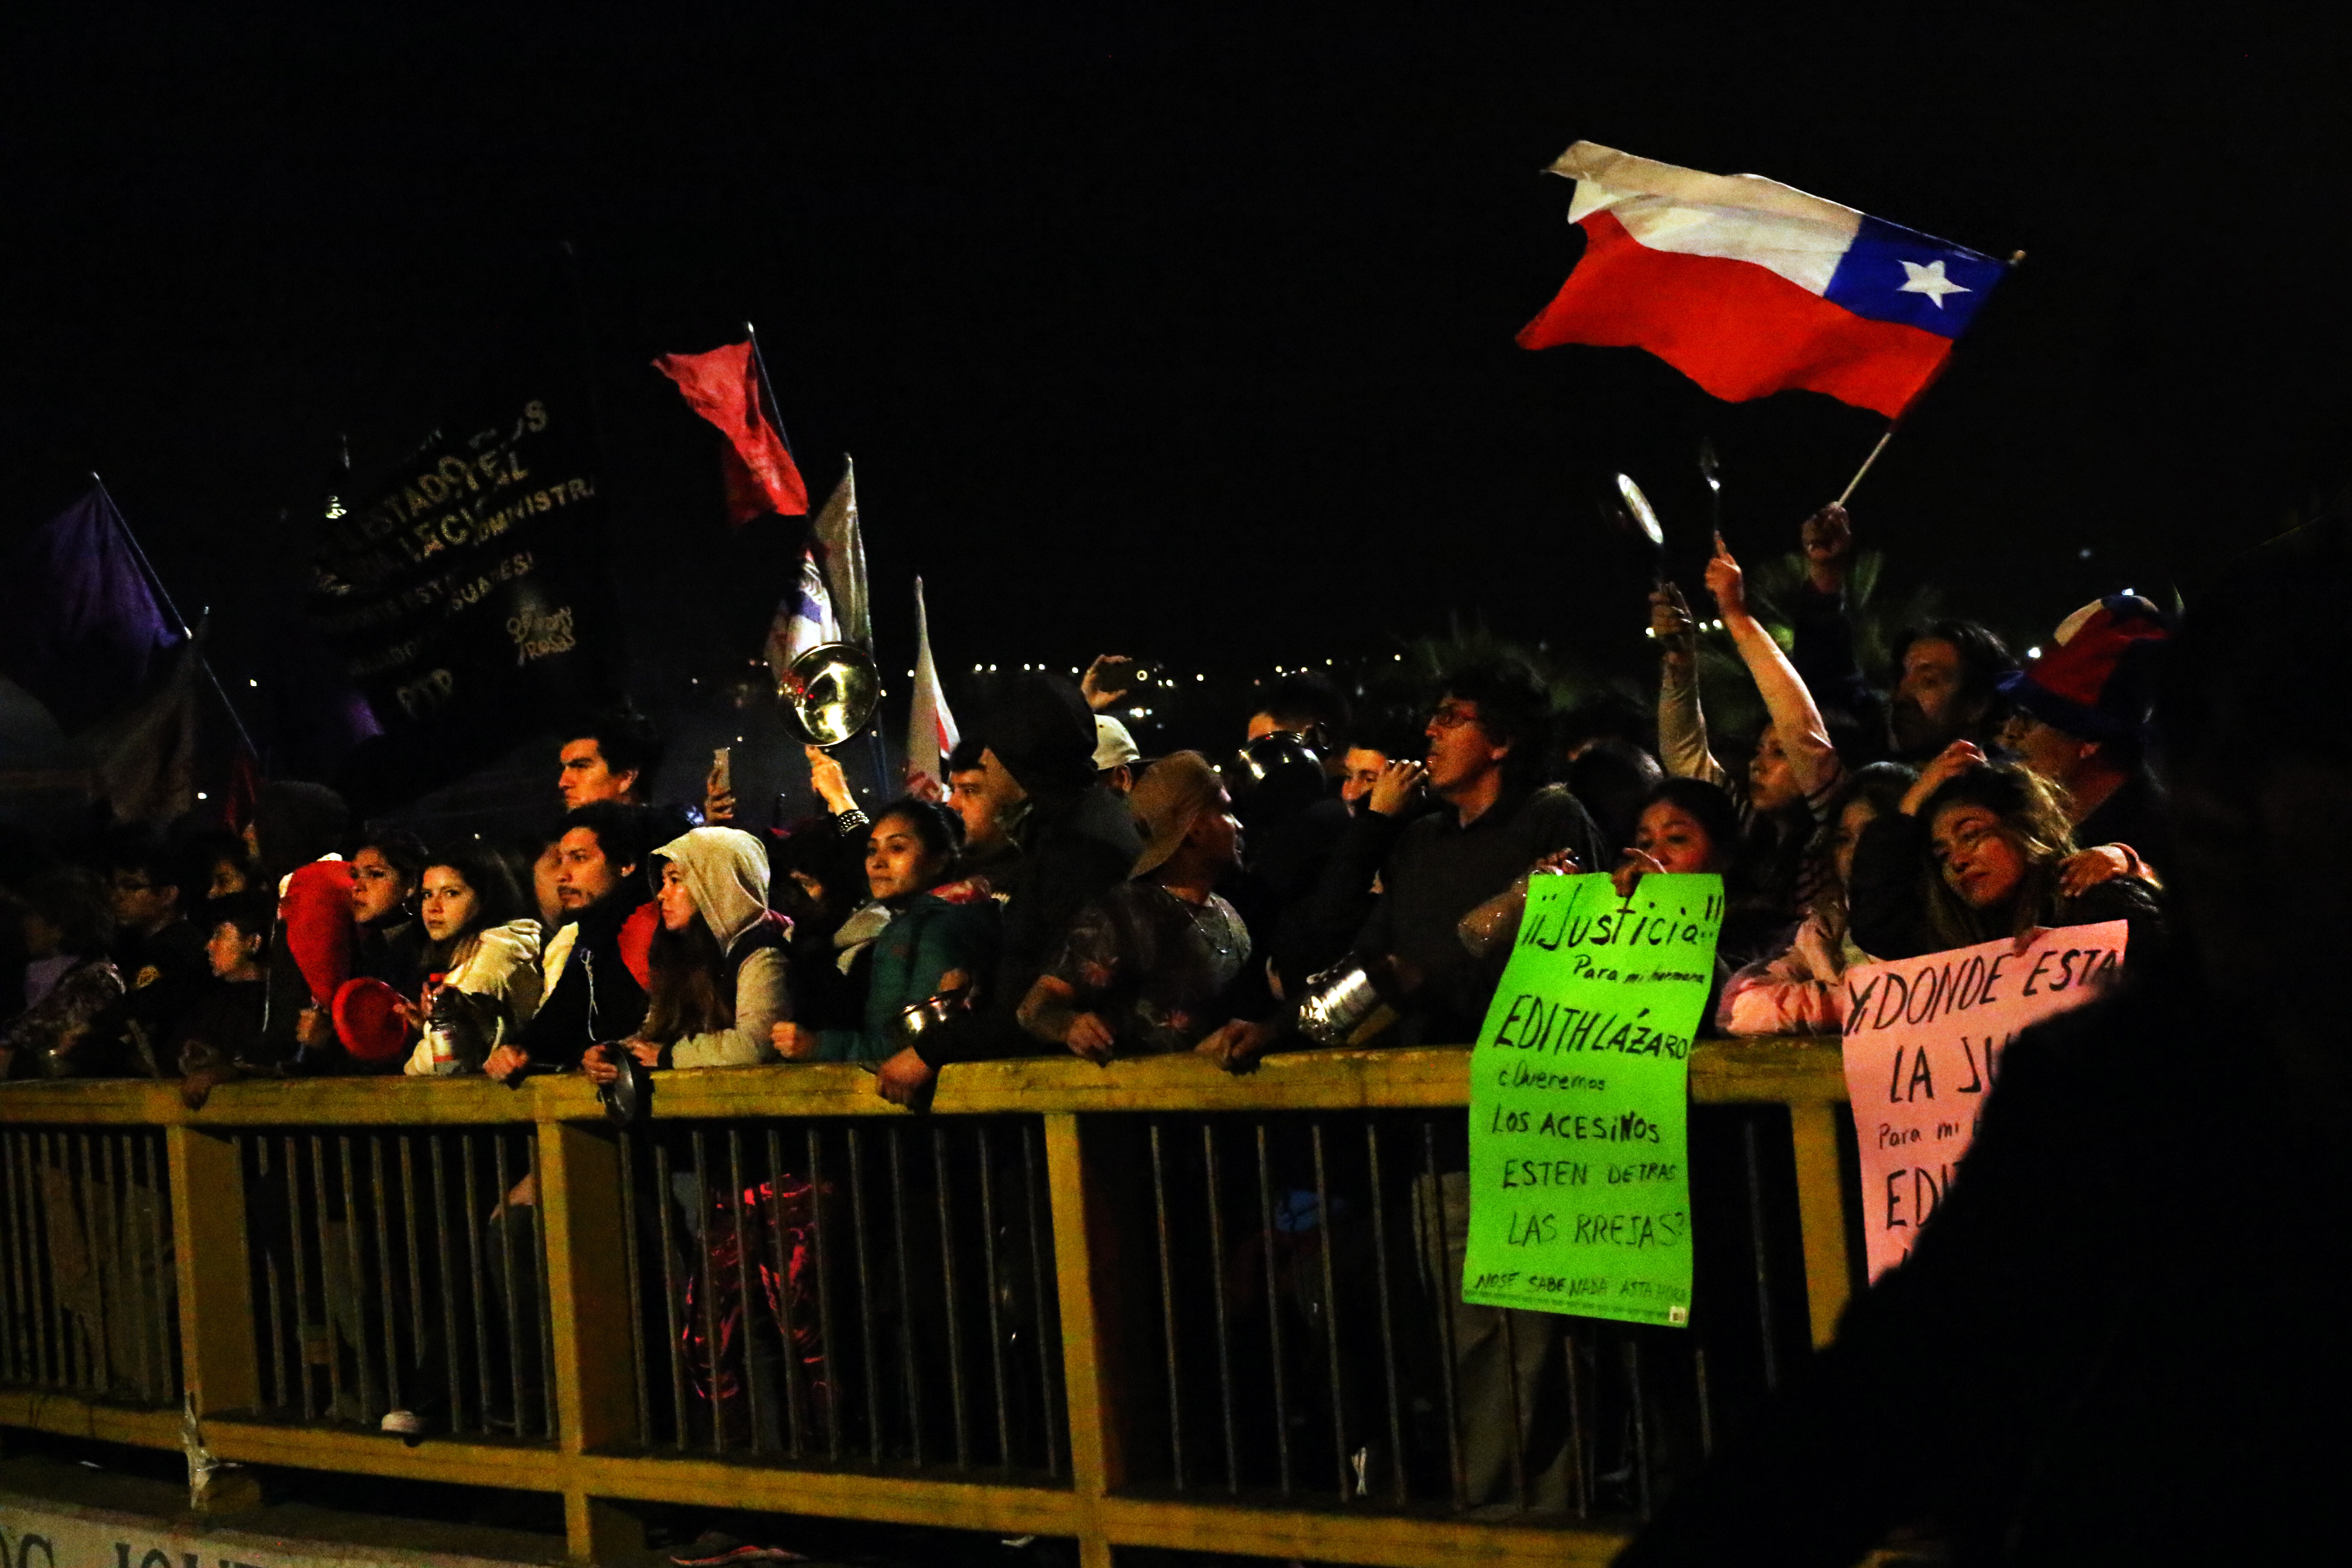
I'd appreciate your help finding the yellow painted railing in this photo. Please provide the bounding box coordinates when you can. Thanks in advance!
[0,1040,1854,1568]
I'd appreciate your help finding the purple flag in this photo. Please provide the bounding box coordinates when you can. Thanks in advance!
[0,488,184,732]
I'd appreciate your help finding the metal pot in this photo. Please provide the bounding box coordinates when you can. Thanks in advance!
[1294,959,1386,1048]
[894,985,972,1053]
[597,1046,654,1126]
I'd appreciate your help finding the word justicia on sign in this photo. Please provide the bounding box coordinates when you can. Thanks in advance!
[506,603,577,664]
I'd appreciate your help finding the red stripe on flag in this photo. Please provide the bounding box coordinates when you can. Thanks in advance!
[1516,210,1954,419]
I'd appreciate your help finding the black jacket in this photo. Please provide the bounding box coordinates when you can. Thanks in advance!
[914,781,1141,1068]
[521,896,649,1070]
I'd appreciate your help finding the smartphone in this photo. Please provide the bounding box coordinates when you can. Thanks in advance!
[710,746,732,799]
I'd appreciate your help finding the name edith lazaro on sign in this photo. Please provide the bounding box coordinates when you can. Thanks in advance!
[1463,873,1723,1328]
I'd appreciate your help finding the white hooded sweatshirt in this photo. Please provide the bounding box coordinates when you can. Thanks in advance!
[656,827,792,1068]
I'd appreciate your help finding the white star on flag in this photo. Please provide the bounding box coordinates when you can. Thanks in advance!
[1897,259,1971,308]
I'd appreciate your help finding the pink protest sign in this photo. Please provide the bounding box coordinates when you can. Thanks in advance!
[1840,921,2128,1281]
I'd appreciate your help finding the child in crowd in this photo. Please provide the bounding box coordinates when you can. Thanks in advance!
[404,842,544,1075]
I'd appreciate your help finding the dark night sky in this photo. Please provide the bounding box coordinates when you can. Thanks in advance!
[3,5,2347,778]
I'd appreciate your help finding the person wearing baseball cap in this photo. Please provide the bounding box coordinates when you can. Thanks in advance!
[1997,594,2174,878]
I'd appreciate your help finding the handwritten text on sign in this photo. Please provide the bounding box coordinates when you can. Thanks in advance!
[1840,920,2128,1280]
[1464,873,1722,1326]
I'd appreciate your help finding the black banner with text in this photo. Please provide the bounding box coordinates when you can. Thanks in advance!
[309,336,623,807]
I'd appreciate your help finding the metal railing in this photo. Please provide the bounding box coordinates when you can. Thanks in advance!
[0,1039,1858,1568]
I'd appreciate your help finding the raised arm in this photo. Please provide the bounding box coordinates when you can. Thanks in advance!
[1652,582,1733,792]
[1705,534,1840,802]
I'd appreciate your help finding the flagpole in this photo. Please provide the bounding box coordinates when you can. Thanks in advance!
[1829,248,2026,511]
[742,321,798,462]
[90,475,259,762]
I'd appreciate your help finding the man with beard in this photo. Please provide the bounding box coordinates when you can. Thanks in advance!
[488,801,652,1081]
[1787,504,2017,761]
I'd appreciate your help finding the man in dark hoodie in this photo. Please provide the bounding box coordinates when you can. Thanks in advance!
[489,801,653,1081]
[874,676,1141,1105]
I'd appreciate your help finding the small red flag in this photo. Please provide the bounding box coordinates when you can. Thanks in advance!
[652,340,810,524]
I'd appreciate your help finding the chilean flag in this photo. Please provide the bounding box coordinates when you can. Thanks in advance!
[1517,142,2006,418]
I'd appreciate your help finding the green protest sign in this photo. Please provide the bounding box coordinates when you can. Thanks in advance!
[1462,872,1723,1326]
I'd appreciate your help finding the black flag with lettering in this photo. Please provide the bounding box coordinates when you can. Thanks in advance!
[309,324,625,811]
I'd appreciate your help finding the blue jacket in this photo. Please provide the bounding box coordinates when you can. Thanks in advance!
[818,889,1002,1063]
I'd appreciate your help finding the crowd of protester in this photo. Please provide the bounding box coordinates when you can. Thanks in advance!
[0,501,2188,1473]
[1,501,2178,1095]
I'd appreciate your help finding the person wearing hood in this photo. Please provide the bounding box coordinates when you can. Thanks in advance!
[584,825,789,1079]
[874,676,1141,1105]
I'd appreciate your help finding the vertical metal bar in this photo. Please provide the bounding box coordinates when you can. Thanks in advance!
[805,1124,841,1463]
[32,1132,61,1389]
[151,1130,177,1405]
[1693,1344,1715,1459]
[652,1138,690,1453]
[1309,1122,1348,1501]
[1741,1117,1781,1393]
[1625,1337,1654,1521]
[76,1133,112,1390]
[1200,1122,1239,1495]
[40,1133,74,1389]
[847,1126,884,1464]
[930,1124,970,1469]
[1364,1122,1407,1506]
[765,1126,805,1458]
[309,1134,344,1422]
[253,1137,279,1409]
[619,1131,653,1449]
[691,1130,722,1456]
[1021,1121,1060,1480]
[726,1129,765,1453]
[887,1125,923,1467]
[98,1135,130,1395]
[0,1131,19,1383]
[286,1136,317,1421]
[400,1137,425,1355]
[1498,1308,1529,1512]
[1254,1121,1293,1496]
[110,1133,148,1401]
[1420,1121,1466,1510]
[527,1132,558,1441]
[429,1135,464,1432]
[340,1135,377,1421]
[1,1132,26,1383]
[1565,1326,1591,1518]
[493,1134,525,1437]
[368,1135,403,1415]
[974,1124,1012,1468]
[1148,1121,1186,1490]
[460,1134,495,1435]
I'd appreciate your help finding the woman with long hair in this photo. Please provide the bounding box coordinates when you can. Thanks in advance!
[402,842,544,1075]
[774,798,1000,1063]
[583,826,790,1079]
[1848,742,2164,963]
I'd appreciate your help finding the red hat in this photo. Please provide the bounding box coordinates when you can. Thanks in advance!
[331,977,410,1065]
[1997,594,2172,743]
[281,859,356,1008]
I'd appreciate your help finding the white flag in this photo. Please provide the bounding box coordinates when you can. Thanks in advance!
[906,576,959,791]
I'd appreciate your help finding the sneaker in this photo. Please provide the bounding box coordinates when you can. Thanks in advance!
[380,1409,427,1437]
[667,1533,806,1566]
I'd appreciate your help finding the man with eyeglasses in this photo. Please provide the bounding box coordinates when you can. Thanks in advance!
[1325,658,1607,1045]
[89,839,210,1076]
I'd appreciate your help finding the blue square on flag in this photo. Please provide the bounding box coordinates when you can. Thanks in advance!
[1824,216,2004,338]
